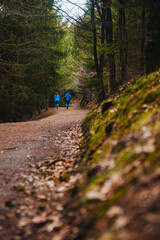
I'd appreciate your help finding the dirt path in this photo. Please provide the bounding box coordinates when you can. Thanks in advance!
[0,104,87,240]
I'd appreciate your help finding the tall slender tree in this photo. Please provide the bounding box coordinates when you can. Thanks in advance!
[146,0,160,73]
[140,0,147,73]
[90,0,105,101]
[118,0,128,84]
[105,0,116,92]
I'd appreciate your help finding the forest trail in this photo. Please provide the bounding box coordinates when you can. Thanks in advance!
[0,104,88,240]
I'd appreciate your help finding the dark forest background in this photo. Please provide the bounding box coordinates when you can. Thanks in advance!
[0,0,160,122]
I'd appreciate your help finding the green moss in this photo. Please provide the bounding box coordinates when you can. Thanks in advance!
[116,108,154,136]
[136,71,160,89]
[17,185,25,191]
[89,152,105,166]
[90,122,106,147]
[85,149,136,193]
[59,171,72,181]
[143,86,160,104]
[116,150,138,168]
[77,70,160,239]
[115,72,160,121]
[128,109,154,133]
[81,108,99,159]
[97,187,126,219]
[82,108,98,133]
[81,69,160,201]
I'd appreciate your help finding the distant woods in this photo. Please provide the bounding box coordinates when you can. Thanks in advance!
[0,0,160,122]
[0,0,67,122]
[74,0,160,102]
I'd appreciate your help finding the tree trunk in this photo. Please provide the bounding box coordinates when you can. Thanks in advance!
[91,0,105,101]
[98,0,105,101]
[118,0,128,84]
[140,0,146,74]
[10,95,15,122]
[146,0,160,74]
[105,0,116,92]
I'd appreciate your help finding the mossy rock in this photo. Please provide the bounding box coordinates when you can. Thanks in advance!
[101,100,115,114]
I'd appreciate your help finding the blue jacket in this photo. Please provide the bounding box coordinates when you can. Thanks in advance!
[65,93,71,101]
[54,94,61,102]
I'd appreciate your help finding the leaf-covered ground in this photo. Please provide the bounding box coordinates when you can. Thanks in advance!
[1,71,160,240]
[0,105,87,240]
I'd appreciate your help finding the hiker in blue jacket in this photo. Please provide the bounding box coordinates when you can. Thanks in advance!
[65,92,71,109]
[54,92,61,109]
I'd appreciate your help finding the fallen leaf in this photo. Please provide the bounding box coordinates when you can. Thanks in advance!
[113,216,129,229]
[32,216,48,224]
[106,206,124,218]
[18,218,30,228]
[47,181,55,188]
[46,217,62,232]
[55,204,64,212]
[134,139,155,153]
[56,186,67,192]
[86,190,106,201]
[37,194,47,200]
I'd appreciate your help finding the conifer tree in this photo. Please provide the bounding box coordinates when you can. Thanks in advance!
[0,0,64,122]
